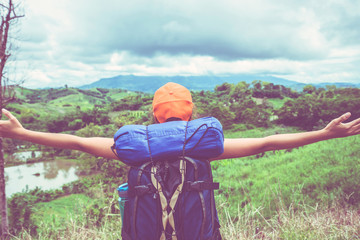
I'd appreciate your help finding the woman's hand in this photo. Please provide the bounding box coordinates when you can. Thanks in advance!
[0,109,24,138]
[323,112,360,139]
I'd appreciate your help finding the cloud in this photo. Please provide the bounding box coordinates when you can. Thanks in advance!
[11,0,360,88]
[26,70,52,87]
[31,0,333,60]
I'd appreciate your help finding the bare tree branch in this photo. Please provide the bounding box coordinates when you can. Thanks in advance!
[0,0,24,238]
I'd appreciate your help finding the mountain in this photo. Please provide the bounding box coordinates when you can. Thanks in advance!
[312,82,360,89]
[79,74,359,92]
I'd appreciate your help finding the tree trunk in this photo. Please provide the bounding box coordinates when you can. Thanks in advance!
[0,1,23,238]
[0,137,9,239]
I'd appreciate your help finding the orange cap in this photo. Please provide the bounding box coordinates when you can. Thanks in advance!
[152,82,193,123]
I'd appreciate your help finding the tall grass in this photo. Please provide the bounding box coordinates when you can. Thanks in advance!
[12,192,360,240]
[213,134,360,219]
[218,198,360,239]
[12,193,123,240]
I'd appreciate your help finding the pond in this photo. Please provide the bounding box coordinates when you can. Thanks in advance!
[5,159,81,197]
[13,151,42,162]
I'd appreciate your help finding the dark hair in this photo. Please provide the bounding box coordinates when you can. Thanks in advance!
[165,117,183,122]
[148,105,198,124]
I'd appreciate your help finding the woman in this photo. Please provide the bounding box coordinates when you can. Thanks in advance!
[0,82,360,160]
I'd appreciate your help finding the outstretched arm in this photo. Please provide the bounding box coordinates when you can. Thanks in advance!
[0,109,117,159]
[214,112,360,160]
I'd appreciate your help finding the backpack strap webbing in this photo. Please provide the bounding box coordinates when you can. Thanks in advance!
[184,181,219,191]
[127,183,156,197]
[151,158,186,240]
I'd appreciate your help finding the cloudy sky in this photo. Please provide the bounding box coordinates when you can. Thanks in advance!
[7,0,360,88]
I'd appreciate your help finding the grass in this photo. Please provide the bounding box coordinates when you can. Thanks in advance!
[213,134,360,219]
[13,193,123,240]
[218,200,360,239]
[12,193,360,240]
[224,124,301,138]
[31,194,94,232]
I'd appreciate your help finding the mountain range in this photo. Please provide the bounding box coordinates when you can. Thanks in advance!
[79,74,360,92]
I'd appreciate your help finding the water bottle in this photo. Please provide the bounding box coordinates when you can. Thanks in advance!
[117,183,128,222]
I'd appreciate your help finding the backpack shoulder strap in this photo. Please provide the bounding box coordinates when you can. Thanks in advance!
[151,158,186,240]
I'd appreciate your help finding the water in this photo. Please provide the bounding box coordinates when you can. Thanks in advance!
[5,159,80,196]
[13,151,41,161]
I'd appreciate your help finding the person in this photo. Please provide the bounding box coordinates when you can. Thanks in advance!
[0,82,359,161]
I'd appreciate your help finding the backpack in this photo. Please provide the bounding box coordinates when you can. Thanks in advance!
[112,117,224,240]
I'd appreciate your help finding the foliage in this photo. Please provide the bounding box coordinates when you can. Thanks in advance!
[110,95,151,111]
[230,99,272,128]
[110,111,149,128]
[275,94,321,130]
[7,191,36,235]
[251,80,300,99]
[7,81,360,134]
[44,107,111,133]
[302,84,316,94]
[193,81,274,129]
[276,88,360,130]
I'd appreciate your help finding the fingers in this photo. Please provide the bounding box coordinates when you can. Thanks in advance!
[348,120,360,135]
[354,125,360,135]
[339,112,351,123]
[2,108,15,120]
[330,112,350,126]
[348,116,360,128]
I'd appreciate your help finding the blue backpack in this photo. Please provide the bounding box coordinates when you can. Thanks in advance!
[112,117,224,240]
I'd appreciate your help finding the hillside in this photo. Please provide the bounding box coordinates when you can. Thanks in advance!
[10,87,138,114]
[7,82,360,133]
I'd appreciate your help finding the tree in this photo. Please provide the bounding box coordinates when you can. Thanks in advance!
[251,80,264,98]
[302,84,316,95]
[205,105,235,129]
[0,0,23,238]
[229,81,250,100]
[276,95,321,130]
